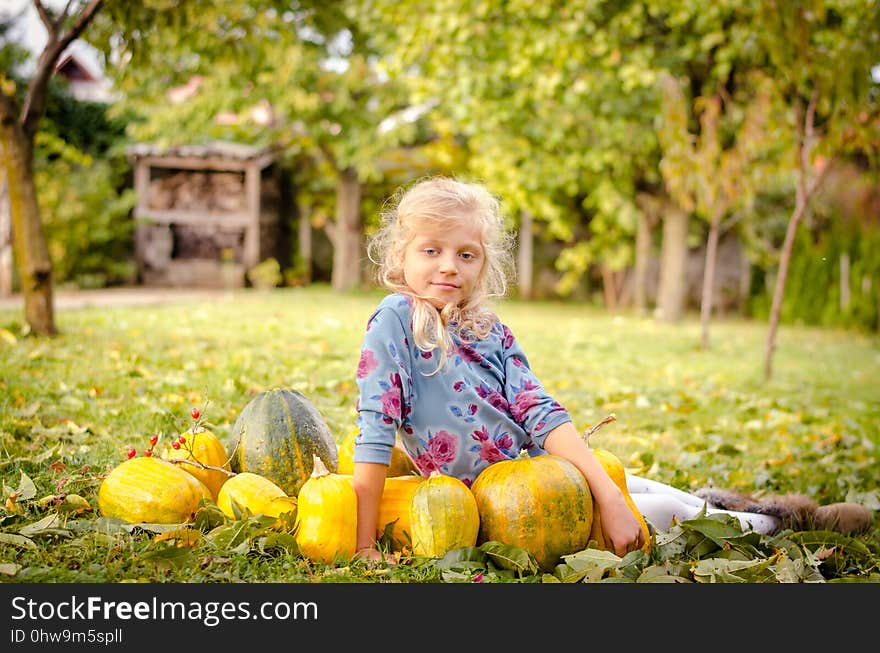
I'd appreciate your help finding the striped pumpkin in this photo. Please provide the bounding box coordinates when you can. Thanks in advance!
[98,456,213,524]
[409,471,479,558]
[230,388,338,497]
[470,452,594,571]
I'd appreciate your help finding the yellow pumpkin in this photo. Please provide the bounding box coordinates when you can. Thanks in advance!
[98,456,213,524]
[589,448,652,553]
[376,475,423,548]
[409,471,479,558]
[338,473,423,550]
[216,472,295,519]
[161,427,231,500]
[336,429,417,477]
[295,456,357,564]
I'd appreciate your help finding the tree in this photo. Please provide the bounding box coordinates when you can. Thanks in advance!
[657,71,772,346]
[0,0,103,335]
[95,2,420,292]
[754,1,880,379]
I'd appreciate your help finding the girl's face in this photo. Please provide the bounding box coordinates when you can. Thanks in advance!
[402,217,484,309]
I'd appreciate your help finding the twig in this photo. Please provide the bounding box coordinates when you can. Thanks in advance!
[582,414,617,444]
[164,458,237,477]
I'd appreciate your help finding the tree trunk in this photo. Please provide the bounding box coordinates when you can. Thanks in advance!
[764,90,828,381]
[0,114,56,335]
[839,253,850,311]
[600,263,618,310]
[763,195,807,380]
[517,210,533,300]
[633,209,651,314]
[330,166,362,292]
[0,168,12,296]
[699,207,724,350]
[297,198,313,284]
[656,204,688,323]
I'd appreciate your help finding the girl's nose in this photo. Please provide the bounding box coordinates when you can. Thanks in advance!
[438,254,458,273]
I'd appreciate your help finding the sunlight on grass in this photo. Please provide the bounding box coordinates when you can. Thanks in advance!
[1,285,878,582]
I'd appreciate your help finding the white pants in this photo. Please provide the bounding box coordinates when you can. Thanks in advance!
[625,474,781,534]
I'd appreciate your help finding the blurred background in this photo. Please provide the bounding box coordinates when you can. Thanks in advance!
[2,1,878,345]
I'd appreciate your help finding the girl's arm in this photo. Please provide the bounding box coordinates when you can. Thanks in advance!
[543,422,645,557]
[352,461,388,561]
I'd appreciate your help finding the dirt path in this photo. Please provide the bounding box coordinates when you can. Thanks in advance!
[0,287,233,311]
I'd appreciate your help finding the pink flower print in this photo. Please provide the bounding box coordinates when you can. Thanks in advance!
[357,349,378,379]
[414,453,440,476]
[458,344,483,364]
[510,356,523,368]
[453,381,466,392]
[468,403,477,416]
[510,392,539,422]
[420,350,433,359]
[475,436,505,463]
[496,432,513,451]
[485,389,509,412]
[501,325,515,349]
[472,425,490,442]
[380,388,402,419]
[427,430,458,465]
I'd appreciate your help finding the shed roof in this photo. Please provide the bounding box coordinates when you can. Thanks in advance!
[127,141,276,162]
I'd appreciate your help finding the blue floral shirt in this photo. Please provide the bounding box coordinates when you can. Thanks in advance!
[354,293,571,487]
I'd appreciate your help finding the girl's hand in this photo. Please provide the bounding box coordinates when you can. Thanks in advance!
[598,493,645,557]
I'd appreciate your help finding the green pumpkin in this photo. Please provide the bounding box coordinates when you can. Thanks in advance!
[470,451,593,572]
[230,388,338,496]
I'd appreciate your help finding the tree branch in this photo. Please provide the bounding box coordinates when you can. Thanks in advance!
[21,0,104,137]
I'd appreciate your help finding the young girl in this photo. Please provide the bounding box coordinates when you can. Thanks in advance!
[352,176,870,561]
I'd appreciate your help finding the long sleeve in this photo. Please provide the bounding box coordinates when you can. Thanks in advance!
[354,305,413,466]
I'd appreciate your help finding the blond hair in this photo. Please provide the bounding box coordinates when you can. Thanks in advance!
[367,176,515,371]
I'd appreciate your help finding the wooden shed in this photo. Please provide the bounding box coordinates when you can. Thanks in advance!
[128,142,290,288]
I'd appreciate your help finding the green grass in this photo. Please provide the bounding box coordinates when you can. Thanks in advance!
[1,285,878,583]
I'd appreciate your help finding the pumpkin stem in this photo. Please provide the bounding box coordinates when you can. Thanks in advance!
[582,414,616,444]
[311,454,331,478]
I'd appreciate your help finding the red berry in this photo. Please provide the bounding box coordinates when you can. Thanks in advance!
[191,408,200,420]
[178,436,186,444]
[172,441,181,450]
[144,450,152,457]
[126,448,136,459]
[149,434,159,446]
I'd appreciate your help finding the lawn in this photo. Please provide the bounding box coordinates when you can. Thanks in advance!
[1,284,878,583]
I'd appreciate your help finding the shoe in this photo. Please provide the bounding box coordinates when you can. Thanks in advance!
[813,503,873,534]
[695,487,873,535]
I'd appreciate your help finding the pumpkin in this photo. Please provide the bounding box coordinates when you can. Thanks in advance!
[336,429,418,477]
[161,427,231,500]
[230,388,338,497]
[470,452,594,571]
[98,456,213,524]
[295,456,357,564]
[216,471,296,519]
[376,475,423,548]
[588,448,652,552]
[409,471,479,558]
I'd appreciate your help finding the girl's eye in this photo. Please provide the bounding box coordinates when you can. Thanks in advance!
[460,251,477,261]
[424,248,438,256]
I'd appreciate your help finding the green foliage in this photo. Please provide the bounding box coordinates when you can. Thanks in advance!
[0,287,877,582]
[750,217,880,332]
[33,132,137,288]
